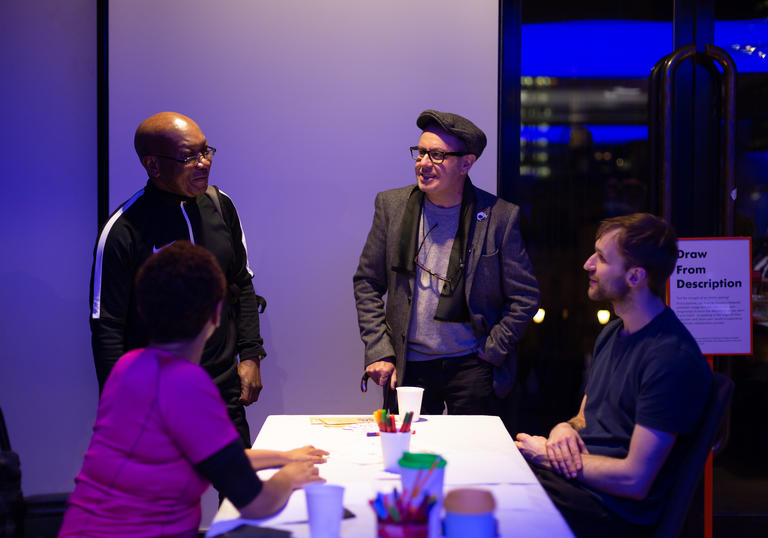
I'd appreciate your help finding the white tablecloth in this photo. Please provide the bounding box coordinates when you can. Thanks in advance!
[206,415,574,537]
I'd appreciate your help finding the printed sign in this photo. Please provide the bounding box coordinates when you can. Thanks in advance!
[668,237,752,355]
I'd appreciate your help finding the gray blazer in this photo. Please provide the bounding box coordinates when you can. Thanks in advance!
[353,184,539,398]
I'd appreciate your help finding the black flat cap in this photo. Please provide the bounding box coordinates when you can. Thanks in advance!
[416,109,487,158]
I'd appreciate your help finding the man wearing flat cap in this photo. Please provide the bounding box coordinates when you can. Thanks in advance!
[354,110,539,415]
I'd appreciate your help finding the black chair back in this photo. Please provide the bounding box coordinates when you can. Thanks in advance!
[0,406,24,537]
[0,407,11,452]
[652,371,734,538]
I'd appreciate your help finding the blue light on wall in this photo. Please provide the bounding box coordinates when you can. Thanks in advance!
[522,19,768,77]
[521,125,649,145]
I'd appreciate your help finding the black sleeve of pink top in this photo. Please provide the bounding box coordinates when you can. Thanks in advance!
[194,439,263,508]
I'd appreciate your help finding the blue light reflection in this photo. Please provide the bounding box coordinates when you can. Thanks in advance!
[522,19,768,77]
[521,125,649,145]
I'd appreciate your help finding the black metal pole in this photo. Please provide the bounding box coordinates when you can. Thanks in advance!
[497,0,522,203]
[671,0,718,237]
[97,0,109,228]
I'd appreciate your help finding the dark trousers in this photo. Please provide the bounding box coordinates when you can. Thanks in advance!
[211,364,251,505]
[401,353,498,415]
[211,363,251,449]
[531,466,653,538]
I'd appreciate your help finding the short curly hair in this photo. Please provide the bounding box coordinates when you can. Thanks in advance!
[596,213,678,298]
[135,241,226,342]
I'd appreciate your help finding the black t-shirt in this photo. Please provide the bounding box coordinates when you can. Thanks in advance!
[580,307,712,525]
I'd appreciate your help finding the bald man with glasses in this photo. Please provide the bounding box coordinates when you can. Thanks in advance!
[90,111,266,452]
[354,110,539,417]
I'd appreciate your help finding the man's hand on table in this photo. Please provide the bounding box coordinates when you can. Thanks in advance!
[514,433,553,470]
[238,358,263,405]
[365,359,397,390]
[284,445,329,464]
[545,422,588,479]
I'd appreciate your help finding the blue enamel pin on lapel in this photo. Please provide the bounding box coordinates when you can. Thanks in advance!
[476,211,488,221]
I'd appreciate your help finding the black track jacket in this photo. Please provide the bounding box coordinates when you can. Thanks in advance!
[89,180,266,389]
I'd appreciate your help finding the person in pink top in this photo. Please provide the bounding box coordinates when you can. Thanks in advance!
[61,242,328,537]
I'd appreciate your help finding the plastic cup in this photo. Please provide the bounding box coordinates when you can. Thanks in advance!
[304,483,344,537]
[380,431,412,473]
[443,488,497,538]
[398,453,447,538]
[396,386,424,422]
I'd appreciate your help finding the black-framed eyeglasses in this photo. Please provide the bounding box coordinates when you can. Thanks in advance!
[414,223,464,288]
[151,145,217,166]
[410,146,468,164]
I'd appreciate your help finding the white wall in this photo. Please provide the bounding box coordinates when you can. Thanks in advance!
[1,0,97,494]
[109,0,498,418]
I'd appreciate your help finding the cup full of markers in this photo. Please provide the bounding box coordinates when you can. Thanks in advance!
[370,487,434,538]
[374,409,415,472]
[373,409,415,433]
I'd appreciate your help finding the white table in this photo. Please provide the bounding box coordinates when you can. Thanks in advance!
[207,415,574,537]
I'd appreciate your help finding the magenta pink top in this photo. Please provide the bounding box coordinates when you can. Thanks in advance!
[60,348,240,537]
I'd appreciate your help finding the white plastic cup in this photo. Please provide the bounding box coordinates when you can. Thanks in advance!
[396,386,425,422]
[304,483,344,538]
[380,431,411,473]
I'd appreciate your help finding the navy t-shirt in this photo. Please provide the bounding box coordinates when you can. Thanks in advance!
[580,307,712,525]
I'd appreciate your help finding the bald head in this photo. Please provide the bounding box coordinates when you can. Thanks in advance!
[134,112,202,158]
[134,112,211,198]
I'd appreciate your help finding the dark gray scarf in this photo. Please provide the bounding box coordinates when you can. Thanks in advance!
[391,178,477,322]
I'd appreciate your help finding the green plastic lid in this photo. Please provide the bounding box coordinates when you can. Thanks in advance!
[398,452,447,469]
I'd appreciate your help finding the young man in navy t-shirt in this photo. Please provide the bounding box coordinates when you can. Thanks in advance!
[515,213,712,538]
